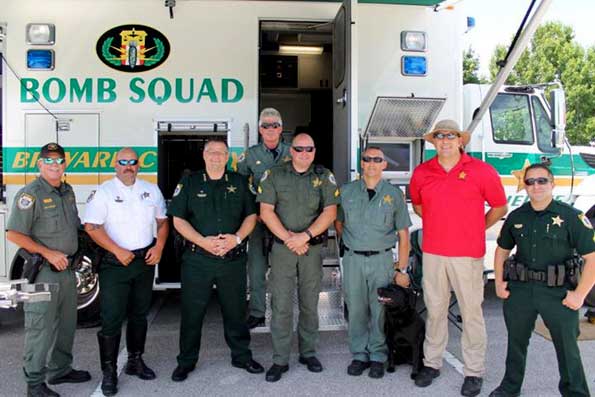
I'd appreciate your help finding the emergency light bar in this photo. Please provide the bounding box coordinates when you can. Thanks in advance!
[27,49,54,70]
[402,56,427,76]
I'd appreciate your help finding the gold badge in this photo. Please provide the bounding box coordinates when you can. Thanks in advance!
[227,185,237,194]
[43,198,53,204]
[258,186,263,194]
[458,171,466,180]
[312,177,322,188]
[334,189,340,197]
[551,215,564,227]
[383,194,393,205]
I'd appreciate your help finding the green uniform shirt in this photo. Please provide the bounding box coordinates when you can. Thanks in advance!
[7,177,80,255]
[338,179,412,251]
[256,161,340,232]
[498,200,595,270]
[236,141,292,194]
[167,171,256,236]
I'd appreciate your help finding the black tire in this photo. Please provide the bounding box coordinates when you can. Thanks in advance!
[75,230,102,328]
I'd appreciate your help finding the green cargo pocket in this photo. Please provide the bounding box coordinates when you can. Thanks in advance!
[24,301,50,330]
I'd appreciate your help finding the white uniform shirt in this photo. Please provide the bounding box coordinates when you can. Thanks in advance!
[83,177,167,250]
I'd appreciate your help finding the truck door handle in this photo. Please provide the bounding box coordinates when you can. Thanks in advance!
[336,89,347,107]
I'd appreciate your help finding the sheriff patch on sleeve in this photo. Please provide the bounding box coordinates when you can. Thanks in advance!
[173,184,183,197]
[17,193,35,210]
[579,213,593,229]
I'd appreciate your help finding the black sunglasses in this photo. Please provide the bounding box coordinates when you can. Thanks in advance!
[292,146,315,153]
[433,132,460,140]
[117,159,139,166]
[362,156,384,163]
[524,177,551,186]
[260,122,282,129]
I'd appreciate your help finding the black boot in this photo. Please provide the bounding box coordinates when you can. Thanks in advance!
[97,332,120,396]
[124,323,156,380]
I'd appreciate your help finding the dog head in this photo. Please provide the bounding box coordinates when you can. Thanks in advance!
[377,284,415,312]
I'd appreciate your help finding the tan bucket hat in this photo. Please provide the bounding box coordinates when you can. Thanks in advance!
[423,119,470,146]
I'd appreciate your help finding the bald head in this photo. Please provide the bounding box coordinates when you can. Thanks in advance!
[115,147,140,186]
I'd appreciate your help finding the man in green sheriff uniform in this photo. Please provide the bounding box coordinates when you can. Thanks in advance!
[168,140,264,382]
[237,107,291,329]
[490,164,595,397]
[335,146,412,379]
[7,143,91,397]
[258,133,339,382]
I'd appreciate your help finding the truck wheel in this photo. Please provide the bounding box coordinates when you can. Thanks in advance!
[74,255,101,328]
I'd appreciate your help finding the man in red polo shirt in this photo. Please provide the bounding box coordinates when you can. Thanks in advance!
[410,119,507,397]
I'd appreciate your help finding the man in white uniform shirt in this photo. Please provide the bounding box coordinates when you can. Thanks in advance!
[83,147,169,396]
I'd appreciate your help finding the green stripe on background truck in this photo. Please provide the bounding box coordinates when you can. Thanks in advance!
[1,0,593,321]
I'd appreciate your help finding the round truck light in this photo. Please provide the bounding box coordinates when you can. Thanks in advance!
[401,31,426,52]
[26,23,55,45]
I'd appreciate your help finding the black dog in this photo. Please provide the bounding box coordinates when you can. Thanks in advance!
[378,283,425,379]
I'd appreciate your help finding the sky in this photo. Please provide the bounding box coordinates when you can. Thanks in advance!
[458,0,595,78]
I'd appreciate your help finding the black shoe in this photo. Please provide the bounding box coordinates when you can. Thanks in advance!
[47,369,91,385]
[489,386,520,397]
[265,364,289,382]
[414,366,440,387]
[27,383,60,397]
[247,316,265,329]
[461,376,483,397]
[347,360,370,376]
[171,365,195,382]
[124,353,156,380]
[98,332,121,396]
[232,358,264,374]
[298,356,323,373]
[368,361,385,379]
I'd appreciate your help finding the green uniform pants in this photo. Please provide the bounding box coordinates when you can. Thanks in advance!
[23,266,77,386]
[177,252,252,368]
[269,242,323,366]
[248,222,268,318]
[99,255,155,337]
[500,282,590,397]
[343,250,394,363]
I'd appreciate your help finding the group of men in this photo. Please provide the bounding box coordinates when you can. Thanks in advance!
[6,107,594,397]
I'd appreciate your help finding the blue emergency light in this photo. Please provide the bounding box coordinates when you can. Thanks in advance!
[402,56,426,76]
[27,49,54,70]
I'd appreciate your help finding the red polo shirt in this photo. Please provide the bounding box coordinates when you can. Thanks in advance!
[410,153,507,258]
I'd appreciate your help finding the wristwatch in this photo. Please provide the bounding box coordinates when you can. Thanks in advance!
[235,234,242,245]
[397,268,408,274]
[305,229,314,239]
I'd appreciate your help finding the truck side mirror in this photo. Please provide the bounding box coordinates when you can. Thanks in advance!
[550,88,566,148]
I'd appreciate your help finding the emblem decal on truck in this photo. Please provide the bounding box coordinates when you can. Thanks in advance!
[96,25,170,72]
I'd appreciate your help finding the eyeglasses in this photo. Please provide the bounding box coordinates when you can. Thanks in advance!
[524,177,551,186]
[260,122,282,129]
[117,159,139,166]
[42,157,65,165]
[205,150,228,156]
[433,132,460,140]
[292,146,315,153]
[362,156,384,163]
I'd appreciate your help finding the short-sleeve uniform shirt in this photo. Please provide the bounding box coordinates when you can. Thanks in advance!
[497,200,595,270]
[7,177,80,255]
[83,177,167,251]
[237,141,292,194]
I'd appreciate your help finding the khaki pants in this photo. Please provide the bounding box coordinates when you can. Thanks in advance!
[422,253,486,377]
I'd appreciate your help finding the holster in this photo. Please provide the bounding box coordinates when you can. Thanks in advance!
[18,248,45,284]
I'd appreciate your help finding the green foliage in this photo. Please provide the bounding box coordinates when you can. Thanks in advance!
[463,47,487,84]
[488,21,595,145]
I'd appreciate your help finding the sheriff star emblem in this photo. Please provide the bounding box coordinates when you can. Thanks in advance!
[511,159,532,192]
[141,192,150,199]
[458,171,466,180]
[312,178,322,188]
[227,185,237,194]
[383,194,393,205]
[551,215,564,227]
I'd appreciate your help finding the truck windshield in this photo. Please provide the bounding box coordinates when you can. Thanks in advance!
[490,94,533,145]
[532,96,558,154]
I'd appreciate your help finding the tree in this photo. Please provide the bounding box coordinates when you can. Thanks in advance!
[463,47,486,84]
[488,21,595,145]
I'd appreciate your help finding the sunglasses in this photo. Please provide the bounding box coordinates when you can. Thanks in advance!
[42,157,66,165]
[260,122,282,129]
[292,146,315,153]
[117,159,139,166]
[433,132,460,140]
[362,156,384,163]
[524,177,551,186]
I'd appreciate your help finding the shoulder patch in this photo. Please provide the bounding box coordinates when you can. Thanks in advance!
[238,152,246,163]
[260,169,269,183]
[173,184,183,197]
[86,190,96,203]
[17,193,35,210]
[328,173,337,186]
[579,214,593,229]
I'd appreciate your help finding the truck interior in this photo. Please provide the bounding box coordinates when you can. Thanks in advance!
[258,20,334,171]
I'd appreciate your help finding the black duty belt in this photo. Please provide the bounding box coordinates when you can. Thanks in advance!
[273,234,325,246]
[184,239,247,260]
[344,246,392,257]
[130,239,157,259]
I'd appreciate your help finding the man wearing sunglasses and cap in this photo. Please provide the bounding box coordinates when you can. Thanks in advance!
[489,163,595,397]
[335,146,411,379]
[83,148,169,396]
[237,107,291,329]
[257,133,339,382]
[409,120,507,396]
[7,142,91,397]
